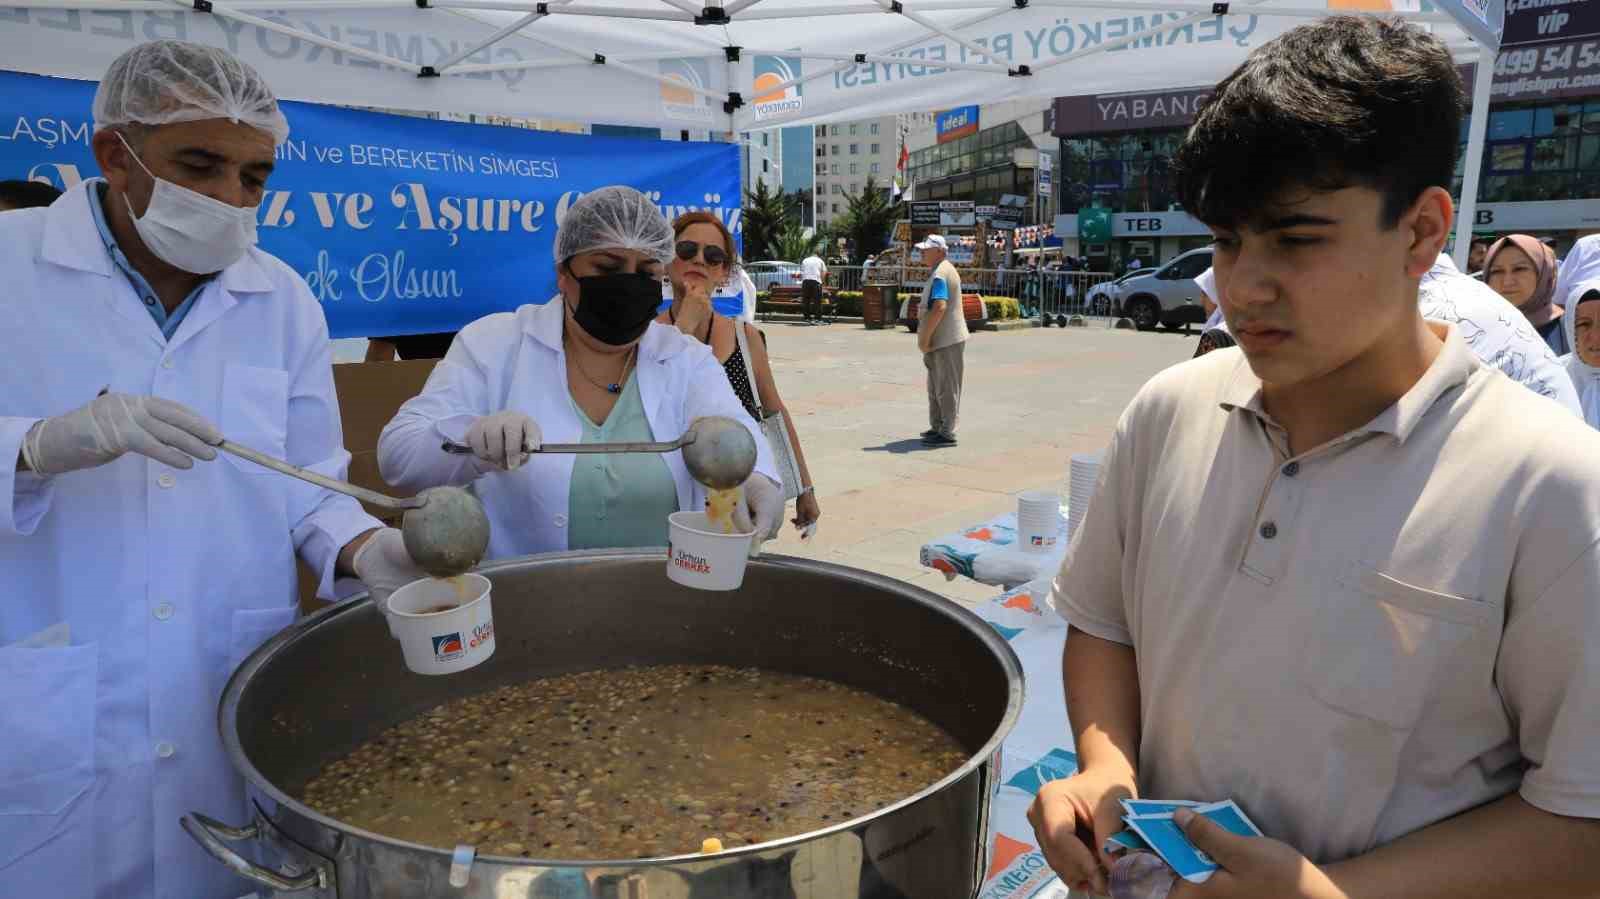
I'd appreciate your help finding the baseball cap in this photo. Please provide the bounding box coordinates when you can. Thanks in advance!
[915,234,948,250]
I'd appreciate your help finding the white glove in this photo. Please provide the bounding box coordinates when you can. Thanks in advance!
[464,411,541,471]
[731,475,784,557]
[351,528,430,607]
[23,393,221,476]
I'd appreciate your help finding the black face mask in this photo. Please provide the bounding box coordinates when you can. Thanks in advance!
[570,272,662,346]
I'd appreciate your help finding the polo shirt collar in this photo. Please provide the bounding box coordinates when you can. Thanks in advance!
[1218,323,1479,444]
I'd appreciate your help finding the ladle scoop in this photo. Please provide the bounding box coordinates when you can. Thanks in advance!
[211,440,490,578]
[440,414,757,489]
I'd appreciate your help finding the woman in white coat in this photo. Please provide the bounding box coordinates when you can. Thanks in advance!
[378,186,783,559]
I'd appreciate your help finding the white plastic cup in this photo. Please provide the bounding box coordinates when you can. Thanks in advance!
[1018,490,1062,555]
[667,511,755,591]
[384,574,495,676]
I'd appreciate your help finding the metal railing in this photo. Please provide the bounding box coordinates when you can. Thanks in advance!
[801,266,1124,326]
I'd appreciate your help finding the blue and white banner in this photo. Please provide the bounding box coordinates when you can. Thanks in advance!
[0,69,740,338]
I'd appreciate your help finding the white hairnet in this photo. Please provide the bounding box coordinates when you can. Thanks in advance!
[93,40,290,146]
[554,186,674,267]
[1196,266,1216,303]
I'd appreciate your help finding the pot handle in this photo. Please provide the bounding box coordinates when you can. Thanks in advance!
[181,812,325,893]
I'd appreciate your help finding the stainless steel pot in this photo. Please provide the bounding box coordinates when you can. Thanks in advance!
[188,551,1024,899]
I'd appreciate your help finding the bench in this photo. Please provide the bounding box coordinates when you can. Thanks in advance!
[902,293,988,332]
[759,284,837,323]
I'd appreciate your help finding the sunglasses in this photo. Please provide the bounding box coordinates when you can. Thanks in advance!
[675,240,729,267]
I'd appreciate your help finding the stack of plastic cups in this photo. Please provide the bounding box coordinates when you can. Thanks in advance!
[1017,490,1062,554]
[1067,451,1104,545]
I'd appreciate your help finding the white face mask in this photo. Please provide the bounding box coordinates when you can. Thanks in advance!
[117,133,259,274]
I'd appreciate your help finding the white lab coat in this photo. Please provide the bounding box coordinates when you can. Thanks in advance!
[377,298,776,560]
[0,182,379,899]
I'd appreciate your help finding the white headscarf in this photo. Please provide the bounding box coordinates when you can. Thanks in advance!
[1555,235,1600,309]
[1560,277,1600,430]
[1196,266,1226,331]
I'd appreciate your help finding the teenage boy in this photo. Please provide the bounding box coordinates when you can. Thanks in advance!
[1029,17,1600,898]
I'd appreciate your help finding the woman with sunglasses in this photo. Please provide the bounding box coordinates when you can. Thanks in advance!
[376,187,785,560]
[660,212,822,536]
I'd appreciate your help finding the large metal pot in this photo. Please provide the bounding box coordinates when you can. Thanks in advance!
[188,551,1024,898]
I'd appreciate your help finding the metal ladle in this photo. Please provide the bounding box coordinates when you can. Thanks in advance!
[211,440,490,578]
[440,415,757,490]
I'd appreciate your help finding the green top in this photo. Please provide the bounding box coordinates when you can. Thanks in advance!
[566,373,680,550]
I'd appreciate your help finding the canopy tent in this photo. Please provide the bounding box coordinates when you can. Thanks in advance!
[0,0,1504,260]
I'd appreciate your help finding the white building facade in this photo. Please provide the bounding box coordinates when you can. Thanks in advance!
[812,115,900,229]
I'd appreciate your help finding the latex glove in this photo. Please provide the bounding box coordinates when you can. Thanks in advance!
[731,475,784,557]
[23,392,221,476]
[464,411,541,471]
[351,527,430,607]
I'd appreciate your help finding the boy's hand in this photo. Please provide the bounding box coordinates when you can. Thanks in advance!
[1027,767,1136,895]
[1168,808,1346,899]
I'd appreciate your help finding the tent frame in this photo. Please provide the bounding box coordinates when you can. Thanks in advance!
[2,0,1502,258]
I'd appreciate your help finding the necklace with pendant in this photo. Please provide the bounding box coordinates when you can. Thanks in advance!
[571,343,636,394]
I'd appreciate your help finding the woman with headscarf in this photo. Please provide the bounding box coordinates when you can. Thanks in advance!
[1485,234,1567,356]
[1556,234,1600,312]
[1560,278,1600,430]
[377,186,784,560]
[1192,266,1237,358]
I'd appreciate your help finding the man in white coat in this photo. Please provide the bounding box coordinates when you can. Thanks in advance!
[0,41,425,898]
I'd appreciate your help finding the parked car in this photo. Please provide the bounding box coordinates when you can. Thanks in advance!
[1115,249,1214,331]
[1086,267,1156,316]
[745,260,805,292]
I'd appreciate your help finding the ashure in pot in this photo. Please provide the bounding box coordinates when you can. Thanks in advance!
[189,551,1024,899]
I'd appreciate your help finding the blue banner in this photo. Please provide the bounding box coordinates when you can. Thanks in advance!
[0,70,741,338]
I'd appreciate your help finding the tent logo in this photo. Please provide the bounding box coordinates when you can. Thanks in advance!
[751,54,803,121]
[660,58,715,122]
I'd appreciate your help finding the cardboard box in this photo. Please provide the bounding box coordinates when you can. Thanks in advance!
[296,358,440,613]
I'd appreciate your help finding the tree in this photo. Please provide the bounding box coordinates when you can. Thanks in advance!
[837,176,901,264]
[741,181,792,262]
[772,221,827,262]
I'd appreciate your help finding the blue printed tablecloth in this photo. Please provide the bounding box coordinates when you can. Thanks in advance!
[919,507,1070,589]
[971,581,1081,899]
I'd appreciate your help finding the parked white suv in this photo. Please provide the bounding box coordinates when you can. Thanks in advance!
[1116,248,1213,331]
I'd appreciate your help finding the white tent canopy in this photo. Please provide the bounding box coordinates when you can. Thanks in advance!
[0,0,1504,258]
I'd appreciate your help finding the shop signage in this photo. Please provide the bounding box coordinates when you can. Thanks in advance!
[935,105,980,144]
[1058,200,1600,243]
[910,200,977,227]
[1471,198,1600,230]
[1038,151,1054,197]
[1465,37,1600,102]
[1077,207,1112,243]
[1053,88,1212,136]
[1504,0,1600,45]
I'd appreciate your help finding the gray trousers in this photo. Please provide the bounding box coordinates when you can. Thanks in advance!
[923,341,965,438]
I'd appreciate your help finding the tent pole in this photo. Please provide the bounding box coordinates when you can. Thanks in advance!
[431,9,546,72]
[1453,43,1495,269]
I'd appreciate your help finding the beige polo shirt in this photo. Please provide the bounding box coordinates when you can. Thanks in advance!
[1054,324,1600,864]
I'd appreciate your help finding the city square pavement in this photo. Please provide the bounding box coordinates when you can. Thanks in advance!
[755,320,1198,608]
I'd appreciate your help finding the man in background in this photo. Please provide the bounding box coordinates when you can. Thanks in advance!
[915,234,966,447]
[1467,236,1492,274]
[800,250,827,325]
[0,178,61,211]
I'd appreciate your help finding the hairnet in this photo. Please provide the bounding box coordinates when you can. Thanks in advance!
[554,186,674,267]
[93,40,290,146]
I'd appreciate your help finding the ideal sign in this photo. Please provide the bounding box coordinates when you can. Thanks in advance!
[935,105,980,144]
